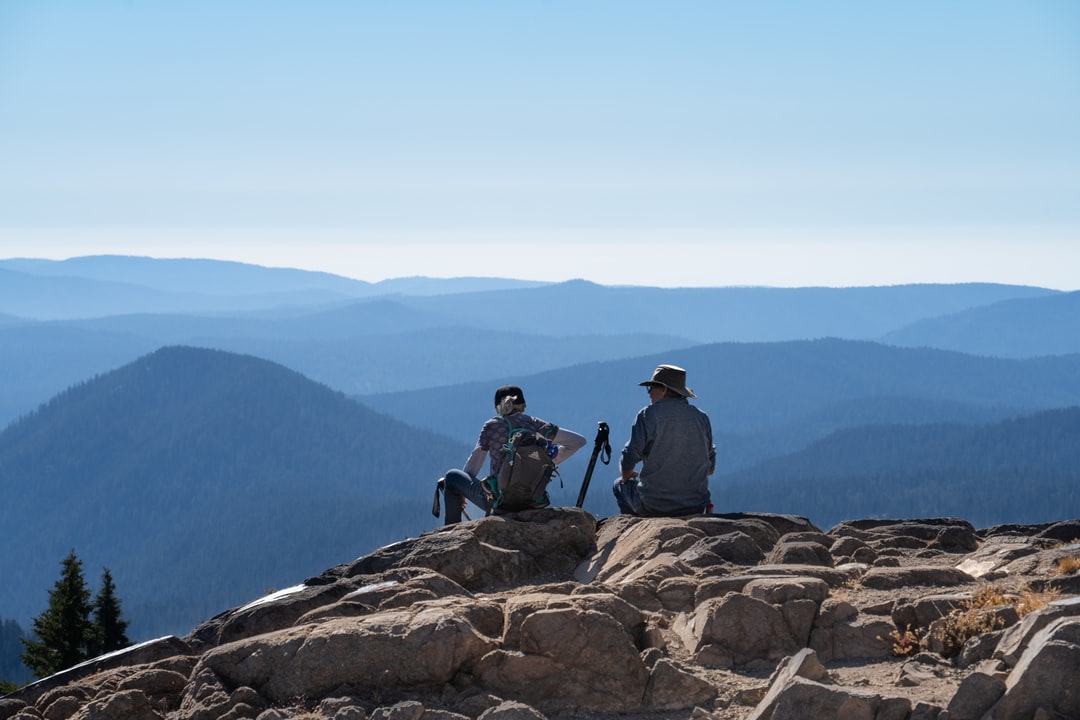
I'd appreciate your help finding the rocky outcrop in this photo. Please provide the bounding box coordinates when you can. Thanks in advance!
[3,509,1079,720]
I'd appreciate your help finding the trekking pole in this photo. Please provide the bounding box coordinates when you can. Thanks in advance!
[576,422,612,508]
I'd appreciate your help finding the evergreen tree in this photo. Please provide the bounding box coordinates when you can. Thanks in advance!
[89,568,130,656]
[20,550,94,679]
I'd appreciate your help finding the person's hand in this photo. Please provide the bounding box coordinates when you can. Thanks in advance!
[620,470,638,484]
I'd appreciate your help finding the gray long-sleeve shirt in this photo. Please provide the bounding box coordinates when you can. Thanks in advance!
[620,396,715,515]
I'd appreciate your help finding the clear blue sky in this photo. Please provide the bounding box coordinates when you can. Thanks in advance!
[1,1,1078,288]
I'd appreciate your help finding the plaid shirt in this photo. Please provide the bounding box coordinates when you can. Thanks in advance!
[464,412,556,478]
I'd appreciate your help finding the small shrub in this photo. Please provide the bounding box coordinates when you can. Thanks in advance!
[928,606,1005,658]
[888,626,921,657]
[924,583,1010,658]
[969,584,1008,608]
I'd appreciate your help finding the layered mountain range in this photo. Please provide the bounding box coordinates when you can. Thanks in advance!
[1,256,1077,660]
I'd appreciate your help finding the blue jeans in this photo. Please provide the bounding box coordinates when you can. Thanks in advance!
[441,469,492,524]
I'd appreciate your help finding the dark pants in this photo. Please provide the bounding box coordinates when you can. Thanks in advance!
[612,476,710,517]
[441,469,491,524]
[612,475,644,515]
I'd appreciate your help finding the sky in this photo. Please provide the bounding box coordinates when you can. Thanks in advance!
[1,1,1078,288]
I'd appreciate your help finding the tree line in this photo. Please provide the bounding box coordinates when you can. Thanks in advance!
[2,549,132,692]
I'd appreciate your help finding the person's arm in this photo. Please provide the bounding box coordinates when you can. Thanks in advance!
[619,410,648,483]
[463,419,496,478]
[552,427,586,464]
[462,445,487,478]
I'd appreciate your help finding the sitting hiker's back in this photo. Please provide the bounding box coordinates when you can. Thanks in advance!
[614,365,715,517]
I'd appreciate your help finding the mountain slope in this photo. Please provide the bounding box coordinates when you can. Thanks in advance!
[0,265,353,320]
[0,255,373,297]
[882,290,1080,358]
[0,346,468,640]
[719,407,1080,529]
[0,324,160,430]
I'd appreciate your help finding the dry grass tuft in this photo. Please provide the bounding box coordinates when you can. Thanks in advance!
[1016,585,1062,617]
[832,577,862,604]
[1056,555,1080,575]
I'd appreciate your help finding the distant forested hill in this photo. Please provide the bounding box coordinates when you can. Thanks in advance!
[718,407,1080,529]
[385,281,1058,344]
[0,256,547,319]
[0,346,468,641]
[882,290,1080,358]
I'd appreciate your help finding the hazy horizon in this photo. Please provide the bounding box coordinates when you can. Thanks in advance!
[3,250,1079,292]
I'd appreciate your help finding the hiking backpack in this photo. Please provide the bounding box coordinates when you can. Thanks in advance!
[488,419,559,513]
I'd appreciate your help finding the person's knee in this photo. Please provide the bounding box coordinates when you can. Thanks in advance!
[443,469,471,495]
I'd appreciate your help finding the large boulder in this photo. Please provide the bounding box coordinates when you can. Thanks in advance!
[767,541,834,567]
[341,509,597,591]
[196,601,499,704]
[860,565,974,590]
[5,636,193,709]
[675,592,799,667]
[746,648,829,720]
[994,595,1080,666]
[575,516,706,584]
[808,616,894,663]
[678,531,765,567]
[984,616,1080,719]
[954,535,1050,579]
[946,671,1005,720]
[757,675,910,720]
[472,607,650,713]
[499,590,644,648]
[642,657,717,710]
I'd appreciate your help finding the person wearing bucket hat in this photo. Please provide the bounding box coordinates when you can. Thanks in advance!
[614,365,715,517]
[434,385,586,524]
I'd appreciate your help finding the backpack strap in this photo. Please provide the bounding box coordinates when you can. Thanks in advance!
[502,415,558,439]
